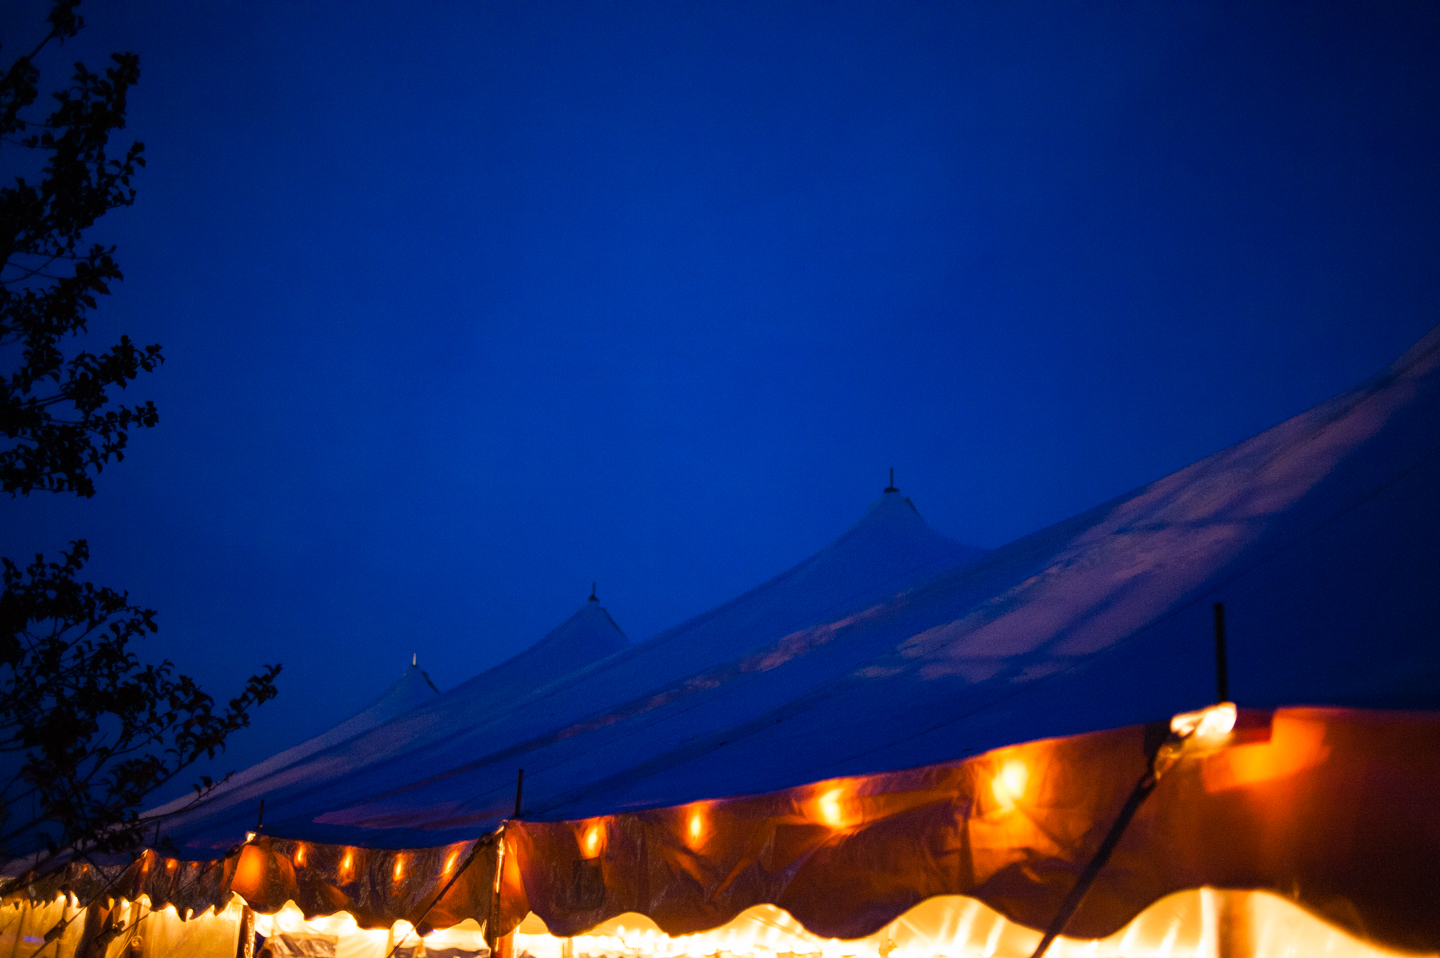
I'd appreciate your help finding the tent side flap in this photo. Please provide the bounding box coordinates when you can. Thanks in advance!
[4,834,500,934]
[506,708,1440,955]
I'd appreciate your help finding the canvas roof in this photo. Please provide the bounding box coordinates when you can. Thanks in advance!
[147,659,440,822]
[163,592,637,852]
[166,325,1440,855]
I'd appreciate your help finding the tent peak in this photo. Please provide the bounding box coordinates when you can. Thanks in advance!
[856,484,926,525]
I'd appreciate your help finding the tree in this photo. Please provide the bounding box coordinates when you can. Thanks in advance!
[1,1,281,881]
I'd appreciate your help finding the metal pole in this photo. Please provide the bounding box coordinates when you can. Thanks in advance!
[1213,602,1229,703]
[485,824,509,955]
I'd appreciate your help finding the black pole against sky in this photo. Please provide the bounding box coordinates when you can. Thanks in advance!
[1214,603,1229,704]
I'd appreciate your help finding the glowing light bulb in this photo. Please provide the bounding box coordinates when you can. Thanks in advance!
[443,851,458,875]
[1170,702,1237,743]
[393,856,405,880]
[818,788,845,827]
[584,824,602,856]
[688,811,704,841]
[293,845,306,867]
[991,759,1028,810]
[1195,702,1237,743]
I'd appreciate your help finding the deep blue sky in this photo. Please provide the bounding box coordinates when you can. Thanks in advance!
[4,1,1439,793]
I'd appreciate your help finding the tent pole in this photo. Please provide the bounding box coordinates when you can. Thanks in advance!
[1213,603,1229,703]
[485,823,509,957]
[514,769,525,819]
[235,904,256,958]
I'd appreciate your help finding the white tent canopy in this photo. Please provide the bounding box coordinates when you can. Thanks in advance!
[161,327,1440,853]
[146,660,441,822]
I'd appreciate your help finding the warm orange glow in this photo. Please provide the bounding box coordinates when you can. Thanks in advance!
[393,855,405,881]
[688,810,704,842]
[817,788,846,827]
[231,845,266,895]
[340,851,354,880]
[166,858,177,872]
[293,844,306,867]
[444,850,459,875]
[1204,713,1330,793]
[991,759,1028,810]
[553,890,1424,958]
[583,824,603,857]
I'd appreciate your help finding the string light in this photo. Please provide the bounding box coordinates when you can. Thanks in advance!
[1171,702,1237,744]
[991,759,1028,811]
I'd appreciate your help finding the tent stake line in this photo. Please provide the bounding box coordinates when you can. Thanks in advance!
[382,832,494,958]
[1028,733,1169,958]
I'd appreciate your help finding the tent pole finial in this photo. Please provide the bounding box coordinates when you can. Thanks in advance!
[514,768,525,819]
[412,653,417,667]
[885,467,897,493]
[590,582,597,602]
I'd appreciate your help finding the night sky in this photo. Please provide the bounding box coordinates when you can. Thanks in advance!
[4,1,1439,799]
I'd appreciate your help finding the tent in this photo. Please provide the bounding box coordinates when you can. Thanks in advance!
[162,486,985,854]
[151,594,632,854]
[5,326,1440,958]
[144,658,441,826]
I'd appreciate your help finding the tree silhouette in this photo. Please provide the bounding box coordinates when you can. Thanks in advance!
[1,1,280,881]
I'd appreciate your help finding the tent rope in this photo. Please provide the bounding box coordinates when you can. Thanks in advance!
[381,831,495,958]
[1028,725,1190,958]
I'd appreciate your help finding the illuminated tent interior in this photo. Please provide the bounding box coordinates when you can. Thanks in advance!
[4,327,1440,958]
